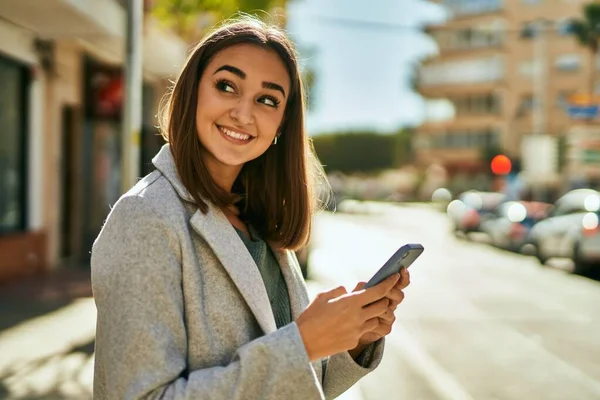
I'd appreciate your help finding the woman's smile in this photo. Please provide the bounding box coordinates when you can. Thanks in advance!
[216,124,256,145]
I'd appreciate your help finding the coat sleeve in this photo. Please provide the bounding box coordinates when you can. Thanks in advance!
[91,194,324,400]
[287,249,386,399]
[322,339,385,400]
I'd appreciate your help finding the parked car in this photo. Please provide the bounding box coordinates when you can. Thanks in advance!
[447,190,507,235]
[524,189,600,274]
[480,201,552,251]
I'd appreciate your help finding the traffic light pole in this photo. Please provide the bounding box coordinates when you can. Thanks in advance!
[121,0,143,194]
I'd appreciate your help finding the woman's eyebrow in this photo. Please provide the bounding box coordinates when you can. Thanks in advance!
[214,64,286,98]
[214,64,246,79]
[263,82,286,98]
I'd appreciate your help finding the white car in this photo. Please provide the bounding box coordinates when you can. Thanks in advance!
[525,189,600,274]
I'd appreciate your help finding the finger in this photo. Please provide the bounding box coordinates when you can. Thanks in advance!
[357,274,399,306]
[318,285,347,302]
[378,309,395,322]
[352,281,367,292]
[373,319,394,336]
[386,288,405,304]
[361,317,380,334]
[362,298,390,319]
[398,268,410,289]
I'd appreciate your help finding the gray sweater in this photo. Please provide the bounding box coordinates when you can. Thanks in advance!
[235,226,292,329]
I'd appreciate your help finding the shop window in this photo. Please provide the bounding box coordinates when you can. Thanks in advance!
[0,57,28,234]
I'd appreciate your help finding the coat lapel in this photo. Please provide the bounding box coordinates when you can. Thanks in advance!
[153,145,277,335]
[190,207,278,335]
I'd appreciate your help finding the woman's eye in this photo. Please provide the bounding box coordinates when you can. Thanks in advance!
[260,96,280,108]
[216,80,235,93]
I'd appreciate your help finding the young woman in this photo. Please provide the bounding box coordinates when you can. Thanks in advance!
[91,16,410,399]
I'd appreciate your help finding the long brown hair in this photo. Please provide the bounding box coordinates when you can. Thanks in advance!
[158,16,327,250]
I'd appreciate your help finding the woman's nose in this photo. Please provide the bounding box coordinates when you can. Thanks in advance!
[230,99,254,126]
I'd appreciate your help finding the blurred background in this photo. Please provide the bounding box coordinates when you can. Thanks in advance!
[2,0,600,398]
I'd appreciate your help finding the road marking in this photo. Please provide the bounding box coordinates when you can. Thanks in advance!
[386,325,475,400]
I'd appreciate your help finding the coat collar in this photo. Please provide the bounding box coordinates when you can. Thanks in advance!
[152,144,307,333]
[152,144,196,204]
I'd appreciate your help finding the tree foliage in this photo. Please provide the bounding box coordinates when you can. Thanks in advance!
[570,3,600,52]
[311,130,413,174]
[151,0,287,40]
[569,3,600,96]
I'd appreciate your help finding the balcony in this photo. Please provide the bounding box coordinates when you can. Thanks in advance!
[441,0,504,18]
[0,0,187,76]
[0,0,124,39]
[418,55,505,89]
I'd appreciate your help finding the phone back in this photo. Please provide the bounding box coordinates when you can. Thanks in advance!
[364,243,424,288]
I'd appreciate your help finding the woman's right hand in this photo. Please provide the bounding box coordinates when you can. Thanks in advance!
[295,273,400,361]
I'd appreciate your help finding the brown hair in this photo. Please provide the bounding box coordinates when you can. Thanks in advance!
[158,16,327,250]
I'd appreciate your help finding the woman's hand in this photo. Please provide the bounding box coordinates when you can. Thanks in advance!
[348,267,411,359]
[296,274,400,362]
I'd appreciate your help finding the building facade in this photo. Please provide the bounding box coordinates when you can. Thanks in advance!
[0,0,187,282]
[416,0,596,192]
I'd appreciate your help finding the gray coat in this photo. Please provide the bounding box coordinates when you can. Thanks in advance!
[91,145,384,399]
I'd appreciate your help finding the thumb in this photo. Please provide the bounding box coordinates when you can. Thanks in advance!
[352,281,367,292]
[318,285,347,302]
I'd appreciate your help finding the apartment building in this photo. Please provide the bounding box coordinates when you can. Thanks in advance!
[0,0,187,282]
[416,0,595,189]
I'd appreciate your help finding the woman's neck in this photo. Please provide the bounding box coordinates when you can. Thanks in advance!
[202,153,243,193]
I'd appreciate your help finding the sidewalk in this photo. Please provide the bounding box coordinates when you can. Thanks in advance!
[0,268,95,399]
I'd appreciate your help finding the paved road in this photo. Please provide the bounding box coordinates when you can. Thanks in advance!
[307,203,600,400]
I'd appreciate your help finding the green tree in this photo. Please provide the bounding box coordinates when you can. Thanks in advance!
[312,131,403,174]
[570,3,600,98]
[151,0,287,40]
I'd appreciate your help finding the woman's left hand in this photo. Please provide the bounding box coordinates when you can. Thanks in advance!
[347,267,410,358]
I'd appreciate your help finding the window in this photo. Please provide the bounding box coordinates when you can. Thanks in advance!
[0,57,28,234]
[420,56,505,86]
[557,19,575,36]
[556,90,574,108]
[452,93,501,115]
[555,54,582,72]
[519,60,537,76]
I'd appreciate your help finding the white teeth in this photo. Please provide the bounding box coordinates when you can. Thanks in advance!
[220,126,251,141]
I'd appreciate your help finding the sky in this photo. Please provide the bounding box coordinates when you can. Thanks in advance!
[286,0,447,134]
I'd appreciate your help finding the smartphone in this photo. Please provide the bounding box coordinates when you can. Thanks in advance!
[364,243,424,289]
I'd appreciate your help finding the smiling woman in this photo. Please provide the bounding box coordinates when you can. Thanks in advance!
[91,15,411,400]
[195,45,290,201]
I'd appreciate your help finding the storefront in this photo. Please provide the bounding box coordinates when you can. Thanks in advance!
[0,54,45,282]
[0,56,29,234]
[0,0,186,282]
[78,57,162,258]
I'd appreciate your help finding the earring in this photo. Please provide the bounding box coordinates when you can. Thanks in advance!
[273,135,279,145]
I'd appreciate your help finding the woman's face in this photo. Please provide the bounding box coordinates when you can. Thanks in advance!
[196,44,291,175]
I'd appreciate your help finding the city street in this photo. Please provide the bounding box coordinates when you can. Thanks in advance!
[1,203,600,399]
[308,203,600,400]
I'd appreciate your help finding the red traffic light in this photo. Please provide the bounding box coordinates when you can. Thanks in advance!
[491,155,511,175]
